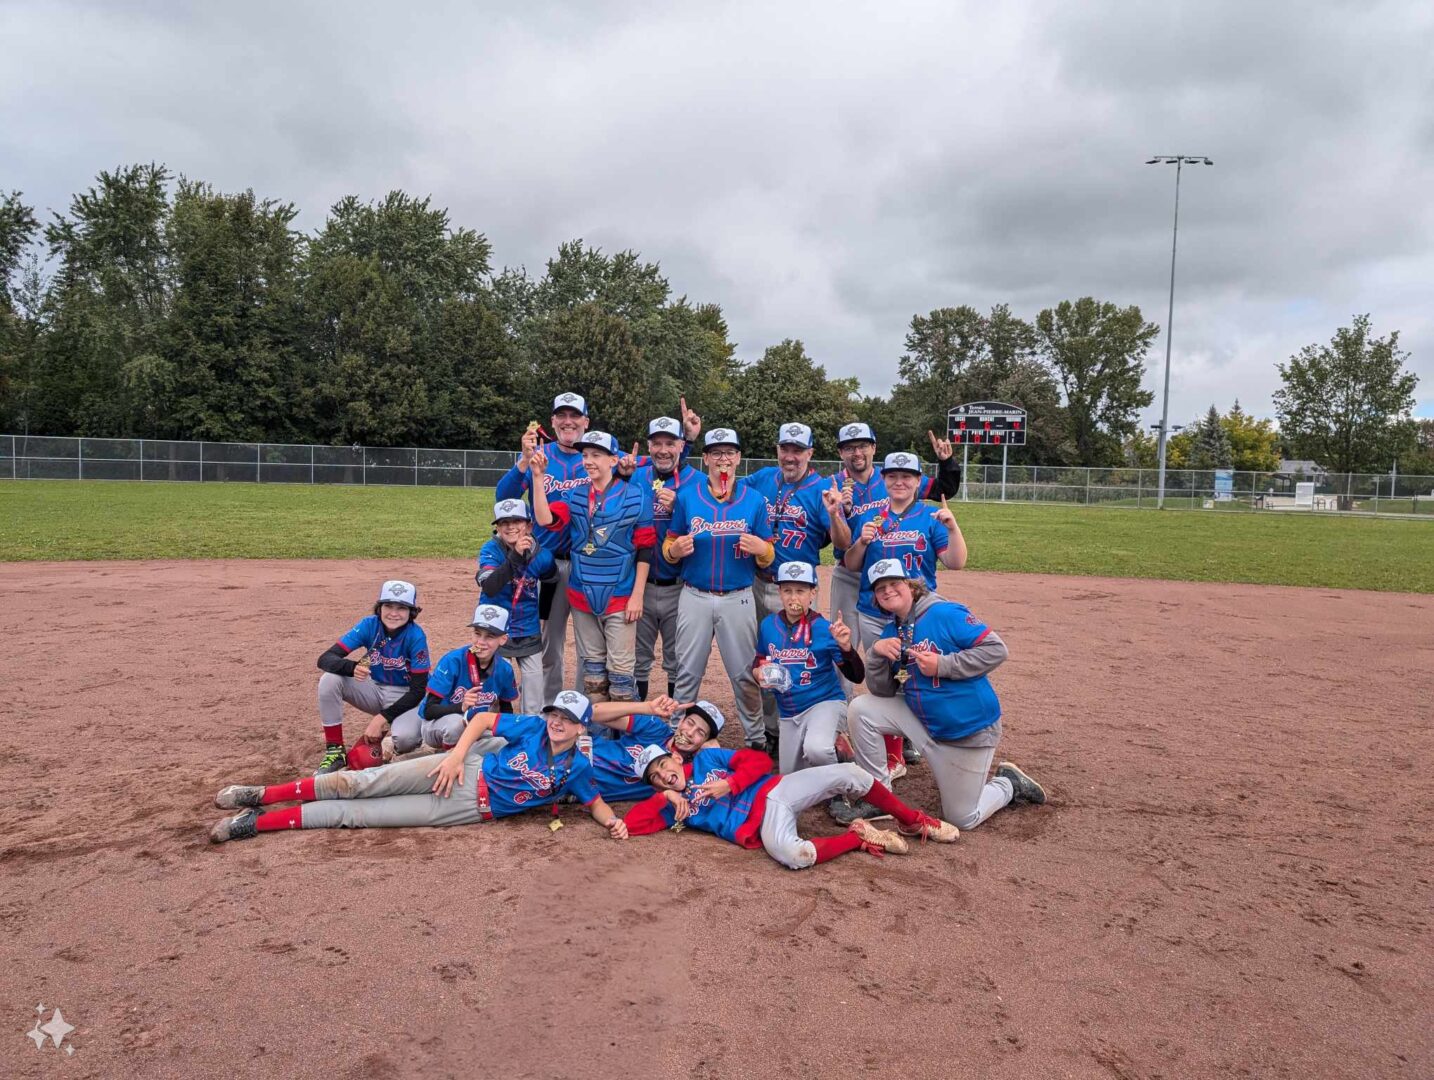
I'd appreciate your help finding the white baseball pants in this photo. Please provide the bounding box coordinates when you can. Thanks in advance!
[674,585,763,747]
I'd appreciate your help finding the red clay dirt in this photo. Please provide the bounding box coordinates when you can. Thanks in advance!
[3,560,1431,1079]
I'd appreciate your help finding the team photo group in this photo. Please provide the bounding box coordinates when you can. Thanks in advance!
[206,391,1048,870]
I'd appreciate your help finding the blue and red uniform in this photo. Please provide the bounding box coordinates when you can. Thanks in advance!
[622,747,779,847]
[336,616,431,686]
[743,468,832,570]
[586,712,678,803]
[544,479,657,614]
[632,462,702,586]
[875,602,1000,740]
[755,613,847,719]
[834,470,936,567]
[476,539,554,638]
[666,483,774,592]
[479,714,601,818]
[496,446,588,558]
[850,502,949,619]
[419,646,520,720]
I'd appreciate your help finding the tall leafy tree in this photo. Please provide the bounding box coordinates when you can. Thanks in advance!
[1035,297,1157,466]
[1273,315,1419,473]
[0,191,40,430]
[1222,400,1279,472]
[726,339,857,458]
[1188,404,1233,470]
[530,303,647,437]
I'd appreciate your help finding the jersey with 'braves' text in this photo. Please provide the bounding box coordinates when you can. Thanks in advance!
[755,612,847,717]
[546,479,657,614]
[419,647,519,720]
[632,462,703,585]
[851,501,949,619]
[586,712,675,803]
[876,600,1000,741]
[480,714,600,817]
[648,747,777,844]
[835,469,935,563]
[336,616,430,687]
[743,467,833,570]
[477,538,555,639]
[495,443,588,558]
[666,483,773,593]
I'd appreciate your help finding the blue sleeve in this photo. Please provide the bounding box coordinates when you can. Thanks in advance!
[877,621,898,645]
[406,625,432,673]
[532,547,556,576]
[943,606,990,650]
[929,514,950,554]
[497,659,519,702]
[567,760,601,805]
[629,714,673,742]
[667,491,690,536]
[477,539,503,571]
[338,615,376,651]
[492,713,544,740]
[495,464,530,501]
[427,652,458,700]
[752,495,774,540]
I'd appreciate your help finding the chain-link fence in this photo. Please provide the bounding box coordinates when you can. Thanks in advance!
[4,435,1432,516]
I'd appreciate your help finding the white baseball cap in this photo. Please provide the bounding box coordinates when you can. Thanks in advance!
[837,422,876,445]
[704,428,741,450]
[552,392,588,416]
[880,451,923,474]
[777,422,813,449]
[493,498,530,522]
[580,431,619,455]
[545,690,594,726]
[866,558,909,586]
[634,743,676,780]
[776,561,818,586]
[377,580,419,609]
[648,416,682,438]
[469,604,510,633]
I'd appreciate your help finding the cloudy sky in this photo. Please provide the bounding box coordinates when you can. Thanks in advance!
[4,0,1433,424]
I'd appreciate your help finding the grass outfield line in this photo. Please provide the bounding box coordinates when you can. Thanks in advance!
[3,480,1432,592]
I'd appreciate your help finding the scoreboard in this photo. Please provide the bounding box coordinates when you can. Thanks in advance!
[947,402,1028,447]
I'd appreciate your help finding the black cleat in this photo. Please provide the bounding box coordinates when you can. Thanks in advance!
[215,785,263,809]
[315,743,347,775]
[902,738,923,765]
[827,796,888,826]
[996,761,1046,805]
[209,808,260,844]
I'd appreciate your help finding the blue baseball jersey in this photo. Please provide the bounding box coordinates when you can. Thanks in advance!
[755,613,847,718]
[851,501,949,618]
[481,714,601,818]
[876,601,1001,741]
[336,616,430,687]
[666,483,774,592]
[586,713,674,802]
[419,647,519,720]
[477,538,555,638]
[547,479,657,614]
[645,747,775,845]
[495,444,588,558]
[743,467,832,569]
[835,470,935,563]
[632,462,703,585]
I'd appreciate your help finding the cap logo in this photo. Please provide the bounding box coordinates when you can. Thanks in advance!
[557,691,582,708]
[481,607,501,621]
[559,393,578,405]
[387,583,407,597]
[844,425,863,439]
[894,455,911,467]
[712,429,732,442]
[785,425,804,438]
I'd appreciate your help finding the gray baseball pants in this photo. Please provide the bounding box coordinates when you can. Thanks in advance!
[847,694,1012,830]
[542,558,580,700]
[778,699,846,773]
[830,566,862,698]
[301,747,489,829]
[390,709,507,755]
[674,584,764,747]
[760,763,876,869]
[571,608,637,697]
[635,582,681,692]
[753,578,783,738]
[511,652,545,714]
[317,673,419,739]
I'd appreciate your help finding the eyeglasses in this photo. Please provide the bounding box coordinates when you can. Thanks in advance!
[706,449,739,460]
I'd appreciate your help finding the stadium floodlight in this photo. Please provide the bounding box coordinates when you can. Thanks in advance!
[1146,154,1213,509]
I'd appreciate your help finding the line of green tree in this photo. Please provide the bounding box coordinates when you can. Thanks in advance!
[0,166,1422,469]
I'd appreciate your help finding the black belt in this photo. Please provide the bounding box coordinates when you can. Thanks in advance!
[685,583,749,597]
[649,578,681,588]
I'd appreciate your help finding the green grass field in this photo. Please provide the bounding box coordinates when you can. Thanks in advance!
[3,480,1432,592]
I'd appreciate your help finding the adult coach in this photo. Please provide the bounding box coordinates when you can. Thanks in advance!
[662,427,775,750]
[495,391,591,700]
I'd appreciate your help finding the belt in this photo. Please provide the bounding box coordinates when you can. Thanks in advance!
[649,578,681,588]
[684,583,751,597]
[475,769,494,821]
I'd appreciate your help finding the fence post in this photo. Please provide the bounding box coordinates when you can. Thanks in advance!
[199,440,204,483]
[961,444,969,501]
[256,442,262,484]
[310,443,315,485]
[1137,468,1143,509]
[362,447,367,487]
[139,438,144,482]
[414,448,419,487]
[78,437,83,481]
[1085,468,1091,505]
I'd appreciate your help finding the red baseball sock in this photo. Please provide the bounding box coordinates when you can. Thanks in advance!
[884,734,903,767]
[255,806,303,832]
[261,777,317,805]
[323,724,344,746]
[810,831,864,864]
[860,780,923,827]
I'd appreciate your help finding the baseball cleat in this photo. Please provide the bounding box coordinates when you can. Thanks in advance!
[315,743,347,775]
[827,796,889,826]
[996,761,1046,805]
[215,785,262,809]
[898,813,960,843]
[380,735,397,762]
[209,808,259,844]
[850,817,909,855]
[834,732,856,762]
[886,758,908,782]
[902,738,923,765]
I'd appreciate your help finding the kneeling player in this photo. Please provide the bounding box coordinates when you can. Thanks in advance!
[209,691,627,842]
[623,745,959,869]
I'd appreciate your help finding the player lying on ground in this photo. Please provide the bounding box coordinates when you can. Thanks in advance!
[208,691,628,843]
[837,559,1046,828]
[752,561,864,774]
[313,580,432,776]
[582,697,726,804]
[623,744,960,869]
[477,498,557,714]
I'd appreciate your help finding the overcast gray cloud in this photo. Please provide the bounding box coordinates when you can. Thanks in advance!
[4,0,1433,425]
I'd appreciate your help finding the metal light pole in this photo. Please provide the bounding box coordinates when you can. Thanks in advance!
[1146,155,1212,508]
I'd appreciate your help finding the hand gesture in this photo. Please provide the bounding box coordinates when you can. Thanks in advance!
[529,447,548,477]
[935,495,957,530]
[461,686,484,710]
[830,611,852,651]
[737,533,769,557]
[680,396,702,441]
[927,429,953,461]
[625,593,644,623]
[513,533,537,557]
[821,474,844,514]
[691,776,732,802]
[872,637,903,662]
[655,486,677,511]
[860,519,881,545]
[607,818,629,841]
[519,427,540,469]
[617,441,640,478]
[648,694,687,717]
[665,790,692,822]
[667,533,695,559]
[353,659,372,681]
[914,648,941,677]
[427,750,466,798]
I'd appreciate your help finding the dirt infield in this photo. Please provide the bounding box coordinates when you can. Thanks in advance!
[4,560,1432,1079]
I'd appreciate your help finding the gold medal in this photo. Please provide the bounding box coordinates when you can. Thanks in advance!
[582,540,597,555]
[526,420,541,433]
[652,479,666,494]
[549,818,564,833]
[894,666,910,686]
[670,821,686,834]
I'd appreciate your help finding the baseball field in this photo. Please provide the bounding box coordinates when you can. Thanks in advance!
[4,481,1433,1078]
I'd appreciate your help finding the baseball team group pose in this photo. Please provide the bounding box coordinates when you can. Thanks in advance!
[208,391,1047,869]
